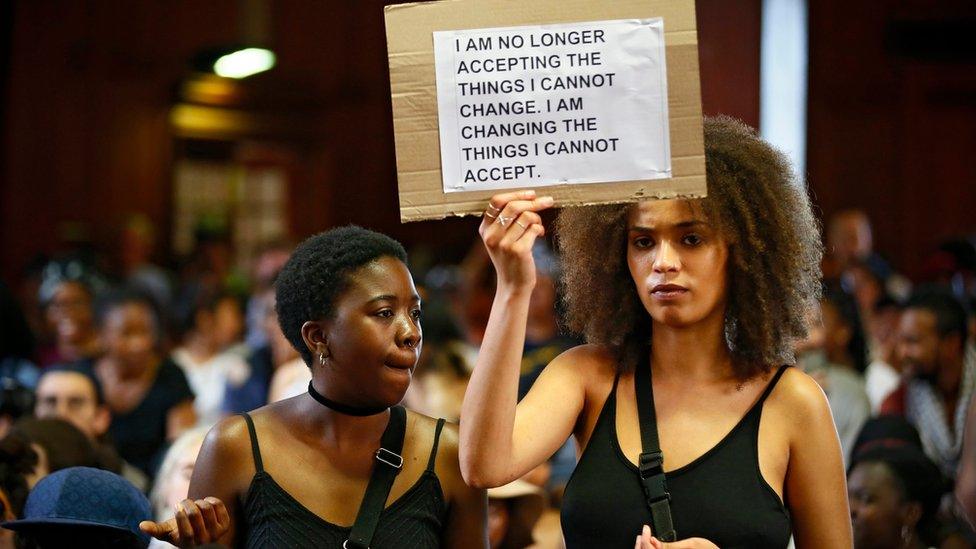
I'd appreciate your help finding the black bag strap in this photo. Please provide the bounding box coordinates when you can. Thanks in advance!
[634,353,677,542]
[344,405,407,549]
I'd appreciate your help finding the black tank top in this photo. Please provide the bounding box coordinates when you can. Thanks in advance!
[238,412,448,548]
[561,366,792,548]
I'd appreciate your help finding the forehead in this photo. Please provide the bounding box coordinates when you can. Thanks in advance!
[849,461,898,491]
[37,371,97,396]
[626,199,707,229]
[343,256,417,298]
[901,308,937,333]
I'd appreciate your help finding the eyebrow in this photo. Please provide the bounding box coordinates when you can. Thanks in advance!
[629,220,709,232]
[366,294,422,304]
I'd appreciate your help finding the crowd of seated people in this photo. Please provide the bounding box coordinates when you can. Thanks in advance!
[0,209,974,548]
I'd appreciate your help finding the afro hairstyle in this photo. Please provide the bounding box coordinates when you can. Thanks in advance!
[275,226,408,365]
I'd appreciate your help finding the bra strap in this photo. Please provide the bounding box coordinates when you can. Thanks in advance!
[239,413,264,473]
[426,418,446,472]
[634,352,677,542]
[757,365,790,405]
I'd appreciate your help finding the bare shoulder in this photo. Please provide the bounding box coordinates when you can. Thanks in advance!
[546,344,617,384]
[202,413,253,457]
[764,367,834,428]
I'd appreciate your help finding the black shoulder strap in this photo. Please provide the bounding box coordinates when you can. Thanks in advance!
[634,354,677,542]
[426,418,446,472]
[239,413,264,473]
[345,405,407,549]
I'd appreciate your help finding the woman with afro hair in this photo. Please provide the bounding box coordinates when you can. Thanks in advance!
[460,116,852,548]
[142,226,487,548]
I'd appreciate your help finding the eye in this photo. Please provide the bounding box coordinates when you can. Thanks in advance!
[375,309,394,318]
[411,308,422,321]
[632,236,654,249]
[682,233,703,246]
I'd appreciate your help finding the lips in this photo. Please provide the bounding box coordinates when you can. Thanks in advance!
[651,283,688,297]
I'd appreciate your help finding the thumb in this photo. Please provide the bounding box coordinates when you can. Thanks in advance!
[139,519,174,540]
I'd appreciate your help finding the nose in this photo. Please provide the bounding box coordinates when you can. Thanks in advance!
[396,315,422,350]
[652,239,680,273]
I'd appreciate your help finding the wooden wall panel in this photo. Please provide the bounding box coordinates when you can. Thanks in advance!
[1,0,762,285]
[806,0,976,277]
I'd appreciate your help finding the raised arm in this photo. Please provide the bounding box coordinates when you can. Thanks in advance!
[459,190,586,488]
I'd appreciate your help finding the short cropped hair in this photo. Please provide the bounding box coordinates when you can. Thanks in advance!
[275,226,408,365]
[556,116,823,378]
[39,365,106,406]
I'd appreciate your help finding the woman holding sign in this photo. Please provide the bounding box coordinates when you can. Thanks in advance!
[460,116,852,548]
[140,227,487,548]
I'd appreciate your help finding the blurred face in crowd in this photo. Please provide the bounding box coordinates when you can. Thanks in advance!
[848,461,919,549]
[261,291,299,366]
[830,211,873,266]
[627,199,729,329]
[45,281,95,346]
[101,302,157,369]
[898,308,944,381]
[821,301,853,365]
[161,438,204,516]
[487,499,511,548]
[794,304,826,355]
[211,296,244,349]
[34,371,110,440]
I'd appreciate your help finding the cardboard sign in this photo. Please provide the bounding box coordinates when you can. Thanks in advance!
[385,0,705,222]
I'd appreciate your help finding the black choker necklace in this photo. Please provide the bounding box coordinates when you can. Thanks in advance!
[307,382,389,416]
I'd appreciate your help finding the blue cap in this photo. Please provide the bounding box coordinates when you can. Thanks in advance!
[2,467,151,547]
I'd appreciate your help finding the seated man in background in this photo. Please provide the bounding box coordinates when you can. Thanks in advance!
[882,288,973,479]
[33,366,148,491]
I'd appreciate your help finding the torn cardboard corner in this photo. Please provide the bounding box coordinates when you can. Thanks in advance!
[385,0,706,223]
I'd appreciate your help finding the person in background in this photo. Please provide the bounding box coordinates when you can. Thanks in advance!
[93,291,196,476]
[0,284,38,437]
[0,431,38,517]
[848,444,948,549]
[235,287,306,408]
[36,259,103,368]
[244,240,292,351]
[794,295,871,464]
[955,395,976,529]
[172,287,248,427]
[11,418,98,488]
[882,288,974,478]
[120,213,174,316]
[2,466,153,548]
[865,296,903,413]
[487,480,545,549]
[0,281,40,390]
[33,365,148,491]
[150,427,208,521]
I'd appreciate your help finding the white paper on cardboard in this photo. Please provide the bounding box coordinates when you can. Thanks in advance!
[433,18,670,193]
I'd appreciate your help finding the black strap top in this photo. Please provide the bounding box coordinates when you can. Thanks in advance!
[561,366,792,549]
[238,413,448,549]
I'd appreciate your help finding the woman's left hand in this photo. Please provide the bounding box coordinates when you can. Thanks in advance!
[634,525,720,549]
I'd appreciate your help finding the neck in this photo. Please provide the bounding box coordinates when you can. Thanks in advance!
[650,311,733,383]
[303,381,392,446]
[100,355,156,381]
[184,334,218,362]
[59,335,98,360]
[936,356,963,402]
